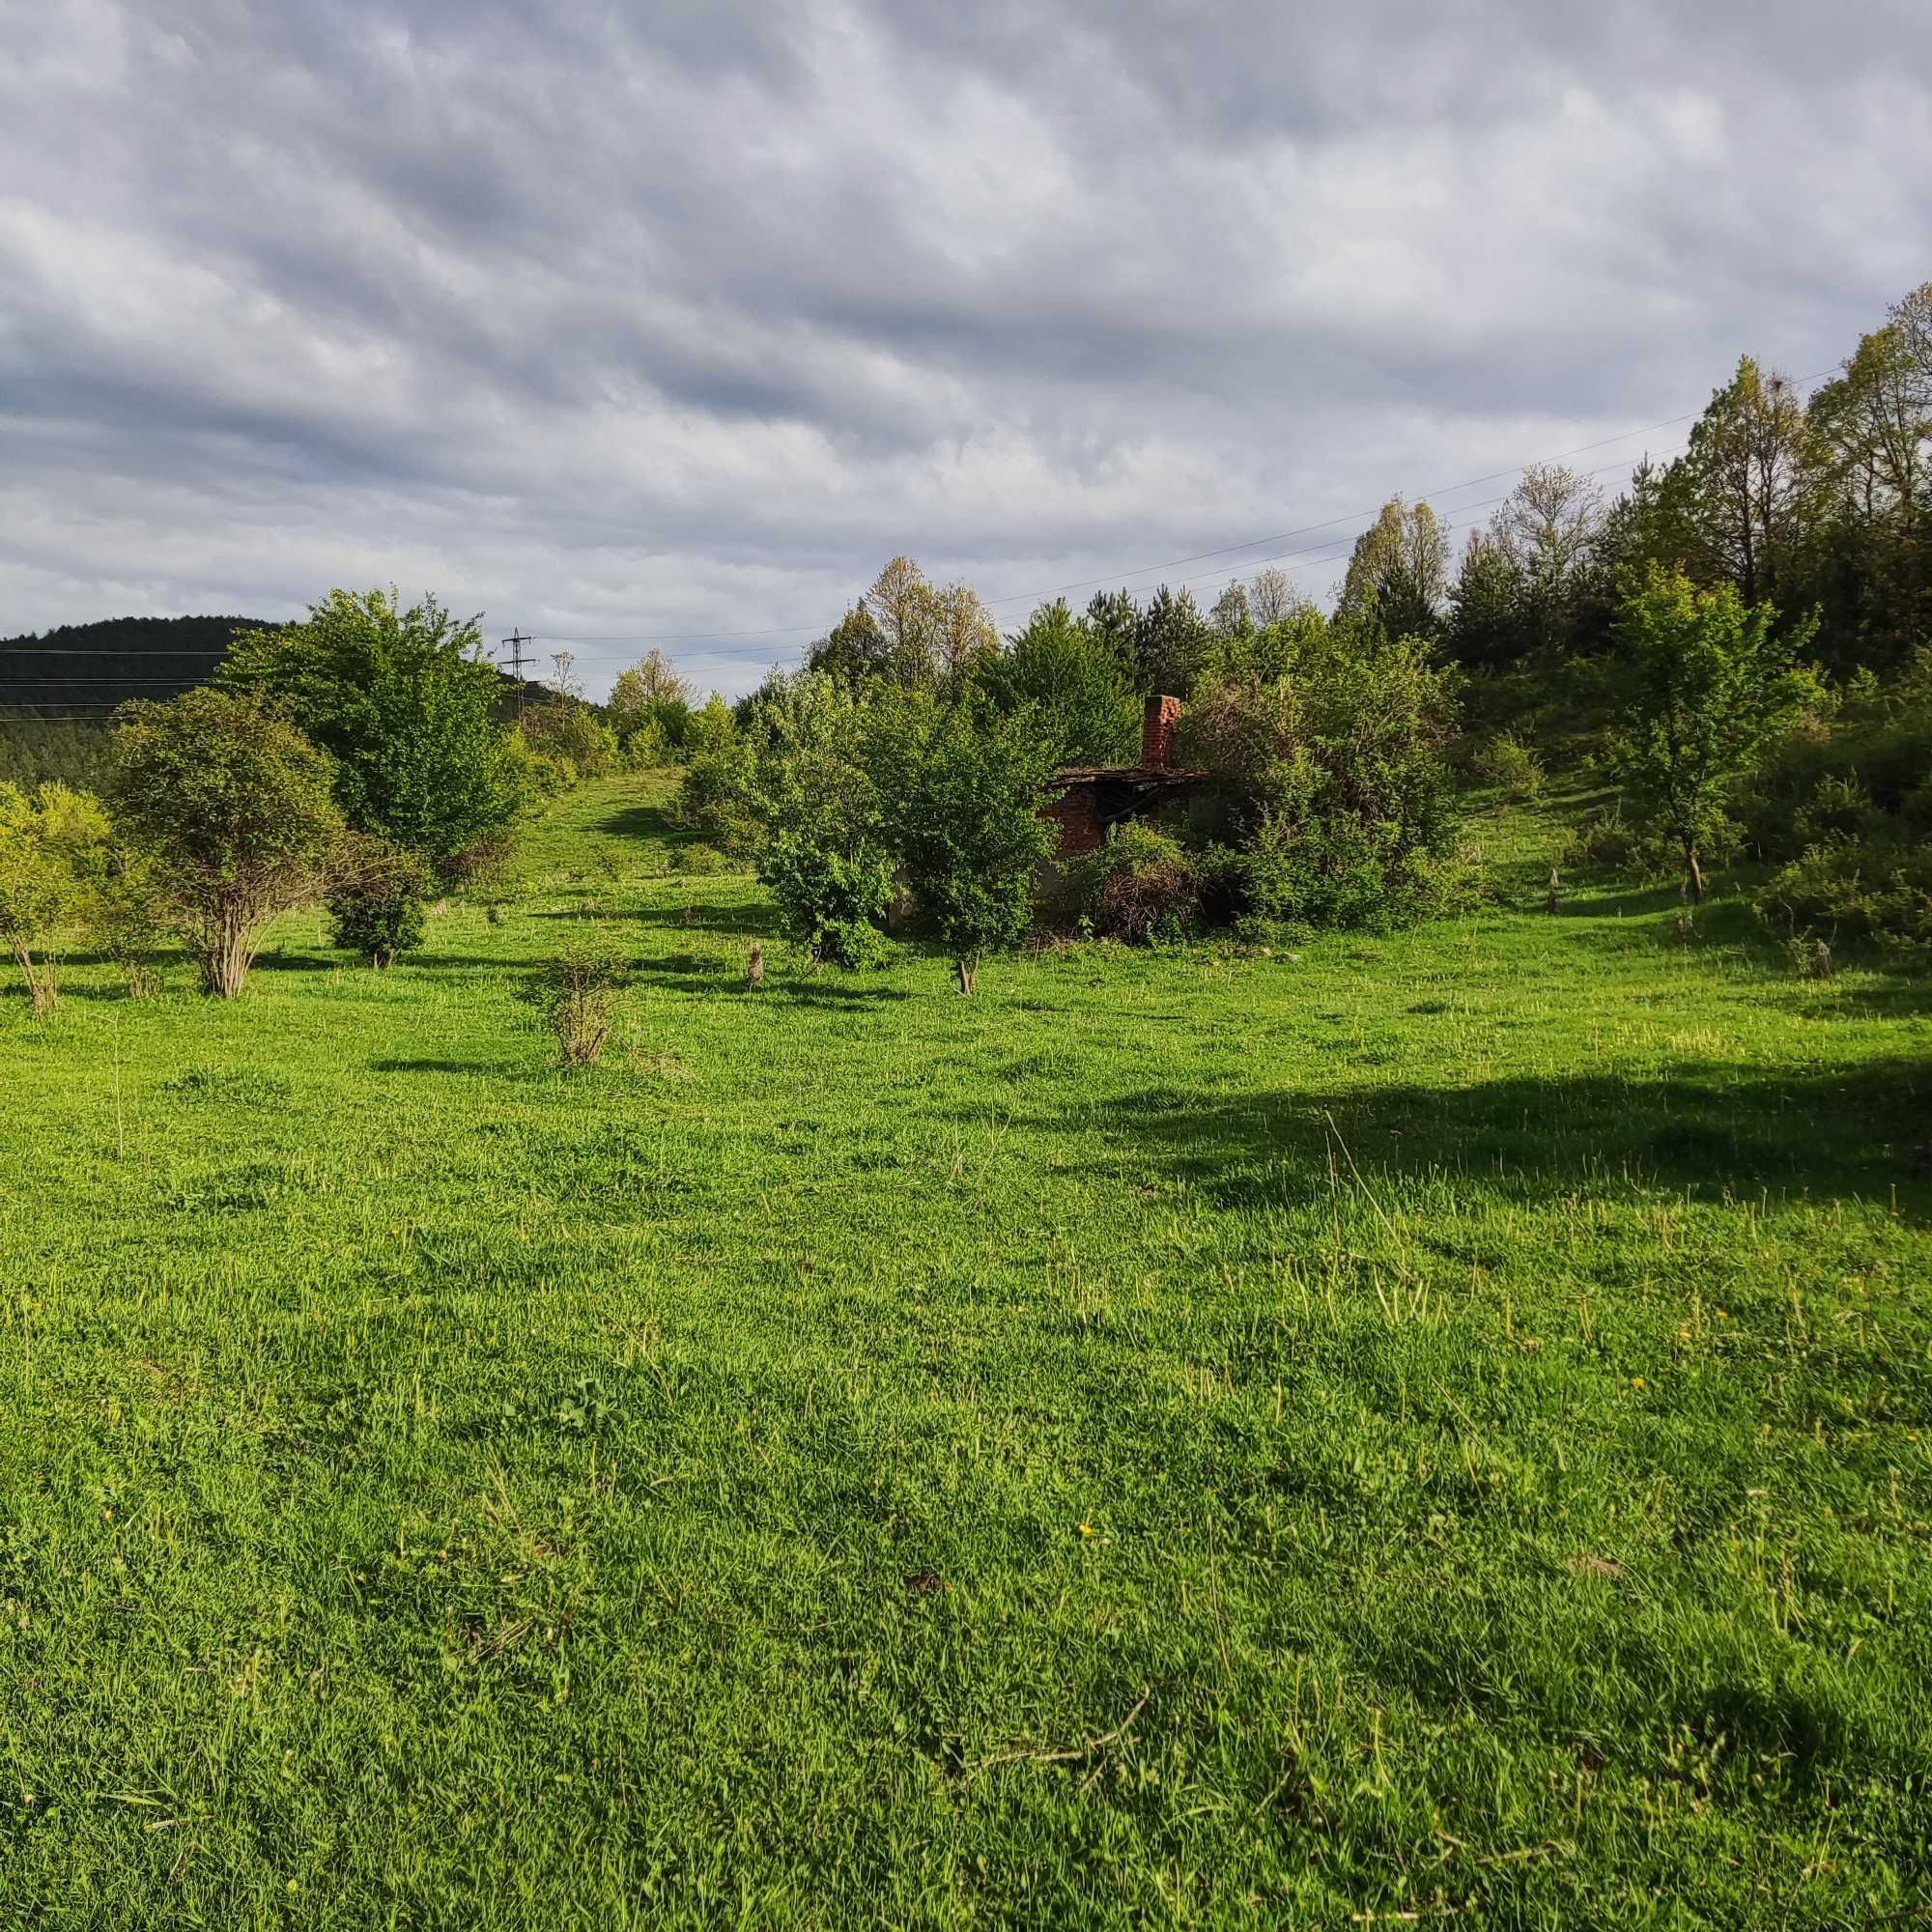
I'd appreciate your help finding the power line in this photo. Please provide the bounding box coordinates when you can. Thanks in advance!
[0,365,1842,690]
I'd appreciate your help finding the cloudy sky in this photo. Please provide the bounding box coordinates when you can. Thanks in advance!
[4,1,1929,696]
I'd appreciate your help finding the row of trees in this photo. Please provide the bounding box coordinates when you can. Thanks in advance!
[1332,284,1932,681]
[1,591,535,1008]
[661,553,1469,988]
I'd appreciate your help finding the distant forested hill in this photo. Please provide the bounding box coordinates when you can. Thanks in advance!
[0,614,274,721]
[0,613,276,786]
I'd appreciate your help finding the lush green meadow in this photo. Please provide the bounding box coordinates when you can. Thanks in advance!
[2,772,1927,1928]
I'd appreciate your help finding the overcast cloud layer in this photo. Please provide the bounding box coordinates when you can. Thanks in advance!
[4,0,1929,695]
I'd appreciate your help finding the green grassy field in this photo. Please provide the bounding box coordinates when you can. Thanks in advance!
[3,772,1928,1928]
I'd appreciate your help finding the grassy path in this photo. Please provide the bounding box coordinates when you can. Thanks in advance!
[2,774,1927,1926]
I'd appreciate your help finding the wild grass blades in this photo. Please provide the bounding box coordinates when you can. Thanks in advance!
[0,769,1926,1927]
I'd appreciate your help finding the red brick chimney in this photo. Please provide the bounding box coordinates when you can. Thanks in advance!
[1141,694,1180,771]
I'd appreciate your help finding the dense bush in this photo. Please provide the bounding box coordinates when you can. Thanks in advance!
[327,839,434,967]
[1175,622,1461,930]
[672,696,761,854]
[90,846,171,997]
[1061,821,1203,944]
[1745,653,1932,958]
[109,689,345,998]
[520,700,618,782]
[761,835,891,966]
[0,781,111,1013]
[1756,836,1932,957]
[1472,731,1546,800]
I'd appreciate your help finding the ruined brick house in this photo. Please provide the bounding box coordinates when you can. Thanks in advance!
[1038,695,1209,859]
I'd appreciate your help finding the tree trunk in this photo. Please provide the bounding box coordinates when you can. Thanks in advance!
[955,955,978,996]
[14,939,55,1016]
[202,921,252,997]
[1683,838,1705,903]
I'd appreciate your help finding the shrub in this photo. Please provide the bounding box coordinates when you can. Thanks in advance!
[1177,625,1461,931]
[675,751,760,855]
[618,718,673,770]
[1063,821,1201,944]
[0,781,111,1014]
[1756,838,1932,959]
[670,841,728,877]
[761,833,891,966]
[520,700,617,782]
[90,848,170,997]
[109,689,346,998]
[440,827,518,890]
[327,839,434,967]
[524,936,627,1066]
[741,672,895,964]
[1738,652,1931,960]
[1472,732,1546,800]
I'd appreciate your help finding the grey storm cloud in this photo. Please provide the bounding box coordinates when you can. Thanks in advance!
[2,0,1928,691]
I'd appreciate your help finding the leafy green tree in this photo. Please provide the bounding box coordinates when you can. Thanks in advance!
[1208,582,1253,639]
[1084,588,1141,686]
[870,699,1053,994]
[749,681,895,969]
[223,589,523,873]
[1605,566,1819,900]
[674,696,759,854]
[1802,304,1932,669]
[0,781,110,1013]
[1135,585,1212,698]
[1446,530,1530,668]
[806,604,891,692]
[1178,620,1461,930]
[1669,358,1814,607]
[934,582,1001,688]
[110,689,345,997]
[970,601,1139,766]
[1339,497,1449,639]
[608,650,693,756]
[1247,567,1301,630]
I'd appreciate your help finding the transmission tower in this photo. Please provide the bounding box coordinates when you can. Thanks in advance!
[499,628,534,715]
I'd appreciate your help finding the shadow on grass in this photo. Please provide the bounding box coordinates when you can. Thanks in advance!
[522,899,767,938]
[637,958,912,1004]
[595,798,700,845]
[1028,1060,1930,1209]
[629,900,768,938]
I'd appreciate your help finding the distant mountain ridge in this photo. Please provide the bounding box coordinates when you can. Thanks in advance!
[0,614,275,719]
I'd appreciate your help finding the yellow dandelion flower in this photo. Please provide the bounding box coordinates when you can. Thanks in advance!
[1078,1522,1097,1540]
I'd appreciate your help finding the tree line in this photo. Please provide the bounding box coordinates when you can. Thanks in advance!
[4,280,1927,1011]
